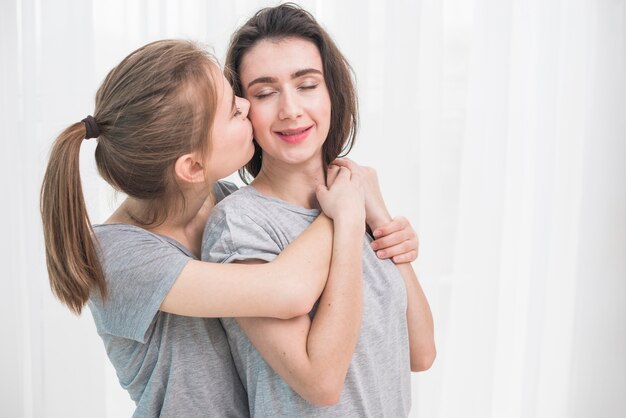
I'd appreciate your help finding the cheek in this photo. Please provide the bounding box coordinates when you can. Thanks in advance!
[316,97,332,132]
[315,92,332,122]
[248,110,272,142]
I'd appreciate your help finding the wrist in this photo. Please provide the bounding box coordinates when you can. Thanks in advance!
[365,208,392,232]
[334,213,366,235]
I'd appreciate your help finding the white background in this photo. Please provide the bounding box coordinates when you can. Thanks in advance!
[1,0,625,417]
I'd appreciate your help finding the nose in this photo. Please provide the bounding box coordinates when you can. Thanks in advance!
[235,96,250,118]
[278,90,302,120]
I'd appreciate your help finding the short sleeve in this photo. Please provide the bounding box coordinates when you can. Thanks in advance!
[213,180,239,203]
[202,203,282,265]
[89,226,191,342]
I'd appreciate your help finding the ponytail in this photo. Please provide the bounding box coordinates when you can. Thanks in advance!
[40,122,106,315]
[40,40,218,314]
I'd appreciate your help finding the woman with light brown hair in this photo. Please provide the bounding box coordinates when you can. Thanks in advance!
[40,39,418,416]
[203,4,434,416]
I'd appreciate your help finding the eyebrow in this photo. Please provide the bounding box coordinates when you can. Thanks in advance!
[246,68,323,88]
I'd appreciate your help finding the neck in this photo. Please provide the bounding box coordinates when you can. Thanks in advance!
[251,154,325,208]
[107,185,215,258]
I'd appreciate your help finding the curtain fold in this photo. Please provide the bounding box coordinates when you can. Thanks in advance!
[2,1,624,417]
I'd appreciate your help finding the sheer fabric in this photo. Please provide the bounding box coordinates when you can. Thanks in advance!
[2,0,624,417]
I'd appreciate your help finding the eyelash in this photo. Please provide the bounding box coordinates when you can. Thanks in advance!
[253,84,319,100]
[254,92,274,100]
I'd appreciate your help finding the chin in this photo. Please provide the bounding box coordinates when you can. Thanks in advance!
[282,150,321,166]
[245,146,255,162]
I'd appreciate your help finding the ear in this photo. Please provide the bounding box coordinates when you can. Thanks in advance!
[174,152,206,184]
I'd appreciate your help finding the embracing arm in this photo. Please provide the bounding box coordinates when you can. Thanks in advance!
[333,158,435,370]
[396,263,436,371]
[331,159,419,264]
[160,214,333,319]
[234,166,366,405]
[370,214,435,371]
[237,218,363,405]
[367,205,436,371]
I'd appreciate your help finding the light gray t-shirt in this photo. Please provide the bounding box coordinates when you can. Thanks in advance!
[89,181,249,418]
[202,185,411,418]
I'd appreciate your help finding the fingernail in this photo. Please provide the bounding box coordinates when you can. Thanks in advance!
[373,229,382,238]
[377,250,386,258]
[370,242,378,250]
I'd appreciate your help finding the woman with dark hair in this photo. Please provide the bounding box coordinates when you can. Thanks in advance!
[40,39,417,417]
[203,4,435,417]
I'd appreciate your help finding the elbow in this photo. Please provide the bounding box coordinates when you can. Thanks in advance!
[311,391,342,407]
[303,381,343,406]
[411,344,437,372]
[277,283,317,319]
[296,371,345,406]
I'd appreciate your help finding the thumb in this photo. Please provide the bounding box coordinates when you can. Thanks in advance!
[316,184,328,198]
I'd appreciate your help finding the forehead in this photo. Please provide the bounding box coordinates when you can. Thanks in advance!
[240,37,323,81]
[208,64,230,98]
[207,64,225,96]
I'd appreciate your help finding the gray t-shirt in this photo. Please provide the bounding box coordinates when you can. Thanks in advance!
[202,186,411,417]
[89,181,249,418]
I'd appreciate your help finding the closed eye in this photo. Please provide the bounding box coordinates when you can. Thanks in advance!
[254,90,277,100]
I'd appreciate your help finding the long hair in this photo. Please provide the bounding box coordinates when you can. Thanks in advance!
[40,40,218,314]
[225,3,358,183]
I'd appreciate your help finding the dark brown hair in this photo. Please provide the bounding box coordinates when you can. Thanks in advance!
[40,40,218,314]
[225,3,358,183]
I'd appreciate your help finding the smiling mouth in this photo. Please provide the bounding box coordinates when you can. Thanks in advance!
[274,125,313,144]
[275,126,312,136]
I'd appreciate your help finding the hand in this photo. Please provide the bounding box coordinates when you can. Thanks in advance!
[330,158,391,230]
[370,216,419,264]
[317,166,365,226]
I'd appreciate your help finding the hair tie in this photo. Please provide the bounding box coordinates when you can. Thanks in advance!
[81,115,101,139]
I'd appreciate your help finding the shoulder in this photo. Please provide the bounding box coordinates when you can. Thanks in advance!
[208,186,271,226]
[212,180,239,203]
[89,225,192,341]
[92,224,191,273]
[93,223,186,253]
[93,223,162,254]
[214,185,261,209]
[202,187,268,249]
[201,188,281,263]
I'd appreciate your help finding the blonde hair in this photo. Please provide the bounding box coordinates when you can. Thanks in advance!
[40,40,218,314]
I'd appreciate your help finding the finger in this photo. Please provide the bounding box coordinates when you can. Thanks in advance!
[330,157,359,171]
[326,164,340,186]
[333,166,352,183]
[391,250,418,264]
[370,229,413,251]
[373,239,414,258]
[372,216,411,238]
[315,184,330,205]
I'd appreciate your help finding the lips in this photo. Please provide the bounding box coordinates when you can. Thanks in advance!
[274,125,313,144]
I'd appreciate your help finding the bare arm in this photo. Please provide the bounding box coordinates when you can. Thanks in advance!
[370,216,419,263]
[237,218,363,405]
[331,159,419,264]
[370,214,436,371]
[233,167,366,405]
[332,158,436,371]
[396,263,436,371]
[160,214,333,319]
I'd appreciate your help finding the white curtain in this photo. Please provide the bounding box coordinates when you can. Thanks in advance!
[1,0,624,417]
